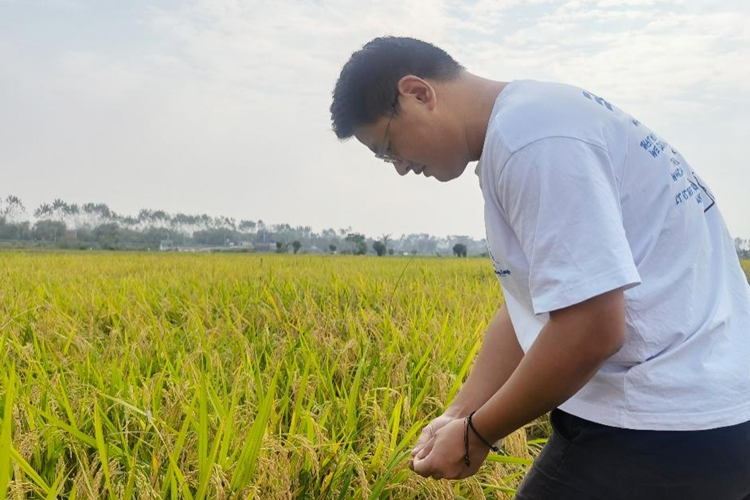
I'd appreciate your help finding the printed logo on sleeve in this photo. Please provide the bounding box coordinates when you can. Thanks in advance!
[487,247,512,277]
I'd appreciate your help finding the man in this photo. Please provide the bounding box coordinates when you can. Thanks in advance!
[329,36,750,499]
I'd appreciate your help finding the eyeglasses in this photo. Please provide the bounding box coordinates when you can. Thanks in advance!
[374,93,402,165]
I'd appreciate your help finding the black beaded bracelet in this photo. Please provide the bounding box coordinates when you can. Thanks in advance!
[463,415,471,466]
[468,410,500,452]
[463,410,500,467]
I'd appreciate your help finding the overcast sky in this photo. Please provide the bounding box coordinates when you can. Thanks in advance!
[1,0,748,239]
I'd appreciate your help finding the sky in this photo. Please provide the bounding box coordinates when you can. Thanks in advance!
[1,0,748,240]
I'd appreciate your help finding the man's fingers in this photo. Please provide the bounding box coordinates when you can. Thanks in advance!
[412,434,434,457]
[417,436,435,459]
[411,452,433,477]
[411,426,434,455]
[411,435,434,458]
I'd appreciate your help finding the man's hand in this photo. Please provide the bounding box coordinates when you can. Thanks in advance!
[411,413,459,459]
[409,418,491,480]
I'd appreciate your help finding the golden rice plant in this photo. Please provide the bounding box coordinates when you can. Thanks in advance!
[0,251,547,499]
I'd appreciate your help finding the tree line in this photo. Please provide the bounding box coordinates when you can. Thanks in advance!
[4,195,746,259]
[0,195,483,257]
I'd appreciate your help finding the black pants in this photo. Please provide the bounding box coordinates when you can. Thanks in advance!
[513,408,750,500]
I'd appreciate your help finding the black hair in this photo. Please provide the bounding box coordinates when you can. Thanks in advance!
[330,36,464,140]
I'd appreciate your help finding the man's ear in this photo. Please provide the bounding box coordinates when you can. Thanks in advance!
[397,75,436,110]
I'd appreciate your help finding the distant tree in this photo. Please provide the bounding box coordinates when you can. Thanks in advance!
[275,241,289,253]
[220,216,237,231]
[33,220,67,242]
[93,223,120,249]
[1,195,27,223]
[292,240,302,254]
[380,233,391,253]
[239,220,257,235]
[735,237,748,258]
[329,244,337,254]
[388,248,394,256]
[256,219,268,243]
[193,228,235,246]
[345,232,361,250]
[170,213,196,237]
[410,249,417,256]
[63,202,81,237]
[197,213,212,231]
[0,217,29,240]
[345,233,367,255]
[452,243,468,258]
[51,198,68,222]
[141,227,175,247]
[372,241,386,256]
[83,203,115,228]
[151,210,171,229]
[34,203,52,221]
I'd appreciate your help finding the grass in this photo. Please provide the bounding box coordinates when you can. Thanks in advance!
[0,251,548,499]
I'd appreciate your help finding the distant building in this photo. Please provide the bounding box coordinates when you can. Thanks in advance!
[253,242,276,252]
[159,239,175,251]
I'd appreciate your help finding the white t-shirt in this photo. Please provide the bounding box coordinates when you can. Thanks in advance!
[475,79,750,430]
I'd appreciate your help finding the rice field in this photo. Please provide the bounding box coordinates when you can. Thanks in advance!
[1,253,748,499]
[0,251,552,500]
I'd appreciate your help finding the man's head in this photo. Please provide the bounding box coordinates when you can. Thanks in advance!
[330,36,471,182]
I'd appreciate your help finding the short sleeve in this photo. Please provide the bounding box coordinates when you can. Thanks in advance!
[497,137,641,315]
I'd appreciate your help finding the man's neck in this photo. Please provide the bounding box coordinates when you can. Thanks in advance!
[458,73,508,162]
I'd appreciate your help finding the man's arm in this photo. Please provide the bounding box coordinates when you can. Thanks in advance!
[445,303,525,418]
[470,287,627,443]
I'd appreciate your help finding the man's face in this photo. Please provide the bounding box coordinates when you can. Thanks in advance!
[352,77,469,182]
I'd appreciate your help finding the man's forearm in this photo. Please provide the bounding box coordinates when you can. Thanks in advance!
[445,304,525,417]
[470,289,626,443]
